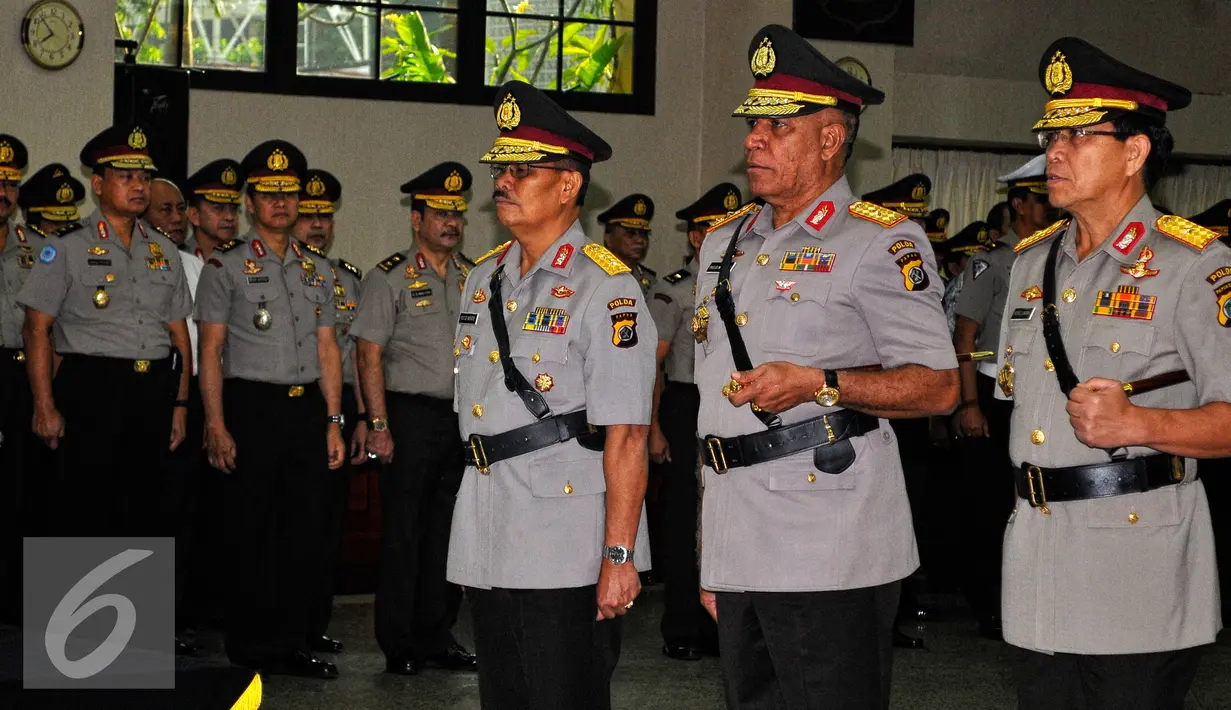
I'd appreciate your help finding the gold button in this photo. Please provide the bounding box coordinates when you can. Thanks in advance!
[1006,345,1014,357]
[1062,288,1076,303]
[489,350,500,363]
[756,254,770,266]
[453,347,461,358]
[563,484,573,495]
[1030,429,1046,445]
[531,353,541,363]
[735,313,748,326]
[1128,512,1139,524]
[790,292,801,302]
[506,300,517,312]
[472,404,484,418]
[1044,357,1054,372]
[807,473,817,483]
[1110,342,1121,354]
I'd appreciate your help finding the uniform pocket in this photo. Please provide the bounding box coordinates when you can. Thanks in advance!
[1086,486,1180,528]
[511,335,568,366]
[761,281,830,357]
[529,457,606,498]
[1078,323,1153,383]
[242,281,283,305]
[769,465,856,491]
[400,286,442,316]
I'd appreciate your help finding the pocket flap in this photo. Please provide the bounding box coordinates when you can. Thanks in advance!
[769,280,830,304]
[1083,322,1153,356]
[769,466,856,491]
[530,464,606,498]
[242,283,282,303]
[1007,325,1037,355]
[1086,486,1179,528]
[511,336,568,364]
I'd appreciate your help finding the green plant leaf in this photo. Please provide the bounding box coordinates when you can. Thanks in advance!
[571,31,626,90]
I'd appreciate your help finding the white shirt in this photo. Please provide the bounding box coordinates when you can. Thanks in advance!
[181,250,204,374]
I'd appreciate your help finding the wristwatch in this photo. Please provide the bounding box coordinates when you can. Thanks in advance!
[814,369,841,408]
[369,416,388,432]
[602,545,635,565]
[327,414,345,426]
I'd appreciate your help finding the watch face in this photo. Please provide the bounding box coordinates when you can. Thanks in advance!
[22,1,85,70]
[819,389,840,407]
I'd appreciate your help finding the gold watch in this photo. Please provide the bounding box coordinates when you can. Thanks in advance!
[814,369,840,408]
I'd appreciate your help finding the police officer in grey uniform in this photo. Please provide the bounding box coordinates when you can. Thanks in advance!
[351,161,477,675]
[998,38,1231,708]
[195,139,345,679]
[599,193,657,294]
[292,167,366,656]
[951,155,1052,640]
[185,159,244,261]
[15,162,86,238]
[647,182,740,661]
[697,26,959,708]
[449,80,655,710]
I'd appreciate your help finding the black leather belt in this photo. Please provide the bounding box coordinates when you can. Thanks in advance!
[1016,453,1186,511]
[701,409,879,473]
[463,410,599,474]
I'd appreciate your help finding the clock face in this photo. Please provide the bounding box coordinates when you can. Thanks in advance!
[22,0,85,70]
[836,57,871,87]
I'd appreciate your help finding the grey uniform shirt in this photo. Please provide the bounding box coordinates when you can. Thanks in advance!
[447,221,656,590]
[330,258,362,387]
[17,210,191,359]
[349,247,470,400]
[695,177,958,593]
[1,224,46,348]
[647,266,696,384]
[997,196,1228,655]
[955,230,1023,377]
[630,262,657,296]
[194,233,337,384]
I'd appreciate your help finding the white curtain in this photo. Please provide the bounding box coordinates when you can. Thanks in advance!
[892,147,1231,235]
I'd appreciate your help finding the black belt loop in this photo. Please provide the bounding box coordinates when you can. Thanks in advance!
[700,409,879,473]
[1015,454,1186,509]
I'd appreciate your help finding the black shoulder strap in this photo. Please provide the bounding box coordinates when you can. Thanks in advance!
[715,216,781,429]
[487,266,552,420]
[1040,234,1079,397]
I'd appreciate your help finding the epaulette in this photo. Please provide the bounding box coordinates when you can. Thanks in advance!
[25,224,48,239]
[377,252,407,272]
[848,201,908,228]
[705,202,760,233]
[583,243,631,276]
[54,222,81,238]
[337,258,362,279]
[664,268,691,284]
[217,239,243,253]
[302,241,328,259]
[1156,215,1220,251]
[988,240,1006,250]
[473,240,512,265]
[1014,219,1069,253]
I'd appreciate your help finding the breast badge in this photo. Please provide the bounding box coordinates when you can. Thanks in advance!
[895,252,929,291]
[611,312,639,348]
[534,373,554,392]
[1120,245,1159,279]
[1092,285,1156,321]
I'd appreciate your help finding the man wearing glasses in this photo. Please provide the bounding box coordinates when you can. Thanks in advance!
[350,162,478,676]
[448,80,655,709]
[999,37,1231,707]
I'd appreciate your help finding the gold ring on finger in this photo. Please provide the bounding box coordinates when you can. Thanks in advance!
[624,601,634,609]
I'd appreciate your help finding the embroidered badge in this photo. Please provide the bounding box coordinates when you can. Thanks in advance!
[243,259,263,275]
[551,286,575,299]
[607,297,636,310]
[1021,285,1043,301]
[1216,282,1231,327]
[251,239,266,258]
[1207,267,1231,285]
[971,259,989,280]
[775,280,796,291]
[779,247,836,273]
[39,245,56,263]
[1120,245,1160,279]
[523,307,570,334]
[895,252,929,292]
[97,221,109,240]
[552,244,574,269]
[805,201,834,231]
[1112,222,1144,254]
[407,280,428,289]
[472,288,487,303]
[404,263,420,279]
[290,241,303,259]
[888,240,916,256]
[87,246,108,256]
[1092,285,1156,321]
[611,312,639,348]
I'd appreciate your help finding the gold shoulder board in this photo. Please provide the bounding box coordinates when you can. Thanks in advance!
[1156,215,1220,251]
[303,241,328,258]
[377,252,407,272]
[338,259,362,279]
[583,243,632,276]
[1014,219,1069,253]
[217,239,243,253]
[473,240,512,266]
[848,201,908,228]
[705,202,760,234]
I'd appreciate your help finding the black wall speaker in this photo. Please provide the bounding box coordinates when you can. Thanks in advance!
[114,63,191,185]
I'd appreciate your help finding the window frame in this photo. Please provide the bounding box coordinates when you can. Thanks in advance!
[182,0,657,114]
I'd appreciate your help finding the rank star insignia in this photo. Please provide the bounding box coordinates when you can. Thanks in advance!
[551,286,575,298]
[405,264,419,278]
[534,373,554,392]
[472,288,487,303]
[408,280,428,289]
[243,259,263,275]
[805,201,834,231]
[1021,285,1043,301]
[1120,245,1160,279]
[1112,222,1144,254]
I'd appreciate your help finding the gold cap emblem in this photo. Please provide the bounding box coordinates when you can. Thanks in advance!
[751,37,776,77]
[1045,51,1073,95]
[444,170,464,192]
[267,149,289,172]
[127,127,148,151]
[306,175,326,197]
[55,183,74,203]
[497,94,522,131]
[52,168,65,178]
[723,190,739,211]
[0,142,12,163]
[937,215,948,229]
[634,199,647,216]
[911,183,926,201]
[977,227,989,244]
[221,166,237,186]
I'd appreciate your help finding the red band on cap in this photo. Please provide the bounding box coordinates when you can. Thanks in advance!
[506,126,594,161]
[754,75,862,107]
[1064,83,1168,112]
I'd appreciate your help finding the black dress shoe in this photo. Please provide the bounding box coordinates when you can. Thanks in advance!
[423,643,478,672]
[662,644,703,661]
[175,637,197,656]
[308,634,344,653]
[268,650,338,679]
[384,655,420,676]
[893,629,924,650]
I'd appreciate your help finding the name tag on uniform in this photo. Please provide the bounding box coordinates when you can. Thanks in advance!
[1010,307,1036,321]
[459,312,478,325]
[410,288,432,298]
[706,262,723,273]
[88,258,112,266]
[246,276,270,284]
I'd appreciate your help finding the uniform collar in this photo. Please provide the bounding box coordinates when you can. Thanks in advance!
[502,219,587,282]
[749,176,854,241]
[407,241,462,280]
[242,230,300,264]
[1063,195,1156,266]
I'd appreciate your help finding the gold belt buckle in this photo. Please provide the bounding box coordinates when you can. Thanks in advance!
[823,415,837,445]
[1026,465,1050,515]
[288,385,305,398]
[469,434,490,475]
[705,436,728,474]
[134,360,150,373]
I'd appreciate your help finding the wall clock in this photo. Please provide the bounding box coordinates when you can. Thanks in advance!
[21,0,85,70]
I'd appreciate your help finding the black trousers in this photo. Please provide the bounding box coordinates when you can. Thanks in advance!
[51,354,176,538]
[1199,456,1231,621]
[160,376,205,632]
[221,378,330,664]
[958,372,1015,622]
[657,382,715,648]
[469,585,622,710]
[0,349,37,624]
[1014,646,1203,710]
[307,382,360,640]
[717,581,900,710]
[374,392,463,660]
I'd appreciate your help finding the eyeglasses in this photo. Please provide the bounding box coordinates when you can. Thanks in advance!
[489,163,572,179]
[1037,128,1130,150]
